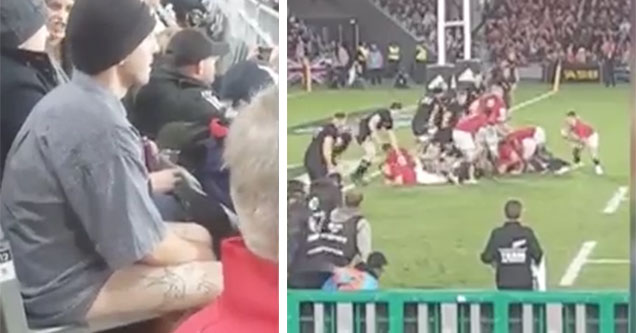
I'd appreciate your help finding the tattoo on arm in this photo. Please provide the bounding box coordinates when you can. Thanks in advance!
[197,272,216,294]
[143,268,187,309]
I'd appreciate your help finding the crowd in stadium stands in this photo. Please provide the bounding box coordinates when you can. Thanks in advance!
[0,0,278,332]
[486,0,631,64]
[373,0,467,58]
[288,15,331,60]
[373,0,630,65]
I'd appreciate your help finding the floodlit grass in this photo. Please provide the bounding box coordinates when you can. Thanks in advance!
[287,83,629,289]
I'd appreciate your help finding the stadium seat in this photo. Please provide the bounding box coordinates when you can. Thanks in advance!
[0,230,156,333]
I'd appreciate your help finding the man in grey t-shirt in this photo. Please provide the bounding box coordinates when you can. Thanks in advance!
[0,0,221,328]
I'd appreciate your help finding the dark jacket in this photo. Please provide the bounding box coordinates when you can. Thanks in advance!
[481,221,543,290]
[131,65,225,139]
[219,60,276,107]
[0,48,65,179]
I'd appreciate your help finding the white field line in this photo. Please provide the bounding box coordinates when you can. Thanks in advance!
[586,259,629,264]
[559,241,597,286]
[509,90,556,112]
[602,186,628,214]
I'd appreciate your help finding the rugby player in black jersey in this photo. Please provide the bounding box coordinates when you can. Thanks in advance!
[351,102,405,185]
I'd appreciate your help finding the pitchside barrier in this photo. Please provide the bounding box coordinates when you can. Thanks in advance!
[288,290,628,333]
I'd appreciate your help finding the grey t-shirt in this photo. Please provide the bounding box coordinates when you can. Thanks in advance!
[0,72,166,328]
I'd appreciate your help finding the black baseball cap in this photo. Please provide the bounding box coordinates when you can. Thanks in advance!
[166,28,229,67]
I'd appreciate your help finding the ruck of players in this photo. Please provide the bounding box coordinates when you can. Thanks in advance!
[301,63,605,189]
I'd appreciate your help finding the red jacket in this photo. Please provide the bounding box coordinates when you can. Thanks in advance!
[174,237,278,333]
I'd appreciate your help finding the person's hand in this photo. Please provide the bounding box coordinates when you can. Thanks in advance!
[560,128,569,139]
[149,168,183,194]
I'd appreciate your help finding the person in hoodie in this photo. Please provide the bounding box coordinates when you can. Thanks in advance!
[0,0,68,181]
[322,251,388,291]
[174,86,278,333]
[132,28,229,140]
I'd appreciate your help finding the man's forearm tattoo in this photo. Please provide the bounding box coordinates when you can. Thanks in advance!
[197,272,216,294]
[143,267,187,308]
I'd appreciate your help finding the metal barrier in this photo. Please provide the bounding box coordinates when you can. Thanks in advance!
[288,290,629,333]
[218,0,278,47]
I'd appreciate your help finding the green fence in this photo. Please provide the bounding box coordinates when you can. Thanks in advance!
[288,290,629,333]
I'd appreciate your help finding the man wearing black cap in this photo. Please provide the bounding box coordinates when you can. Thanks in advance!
[133,28,229,140]
[0,0,68,182]
[0,0,221,327]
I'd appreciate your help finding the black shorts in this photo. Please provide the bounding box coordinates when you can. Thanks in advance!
[356,122,371,144]
[305,157,328,181]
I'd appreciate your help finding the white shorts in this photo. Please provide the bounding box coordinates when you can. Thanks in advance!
[584,132,599,156]
[585,132,599,150]
[452,129,476,160]
[533,127,546,146]
[415,169,448,185]
[521,138,538,160]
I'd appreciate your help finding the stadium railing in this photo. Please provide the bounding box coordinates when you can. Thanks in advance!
[288,289,628,333]
[220,0,278,47]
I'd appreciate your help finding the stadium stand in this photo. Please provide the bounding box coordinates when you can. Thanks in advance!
[373,0,631,65]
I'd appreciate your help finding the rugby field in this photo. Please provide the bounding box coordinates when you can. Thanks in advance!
[287,83,629,289]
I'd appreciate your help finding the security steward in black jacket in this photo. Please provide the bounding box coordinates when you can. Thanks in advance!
[481,199,543,290]
[131,28,229,140]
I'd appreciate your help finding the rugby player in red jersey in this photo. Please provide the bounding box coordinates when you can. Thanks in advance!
[505,126,547,161]
[380,144,417,185]
[496,138,524,175]
[561,111,603,175]
[452,111,489,183]
[481,89,508,126]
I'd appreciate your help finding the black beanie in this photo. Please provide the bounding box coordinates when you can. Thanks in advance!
[67,0,156,74]
[0,0,46,49]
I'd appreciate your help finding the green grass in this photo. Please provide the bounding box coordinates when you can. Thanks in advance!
[288,83,630,289]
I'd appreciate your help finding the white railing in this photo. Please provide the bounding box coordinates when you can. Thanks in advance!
[217,0,278,47]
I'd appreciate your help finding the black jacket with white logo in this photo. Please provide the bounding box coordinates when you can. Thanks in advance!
[481,221,543,290]
[131,64,225,140]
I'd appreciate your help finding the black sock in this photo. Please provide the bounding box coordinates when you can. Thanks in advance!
[353,160,371,178]
[593,159,600,166]
[573,148,581,164]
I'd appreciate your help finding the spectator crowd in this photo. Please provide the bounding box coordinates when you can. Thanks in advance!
[372,0,631,65]
[288,15,332,61]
